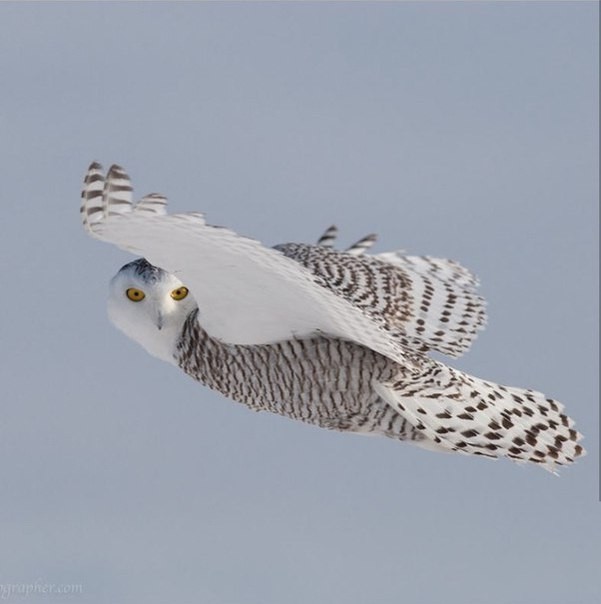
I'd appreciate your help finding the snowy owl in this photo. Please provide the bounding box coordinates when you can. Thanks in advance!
[81,162,584,472]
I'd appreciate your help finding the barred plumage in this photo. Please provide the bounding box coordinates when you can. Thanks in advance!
[176,309,413,437]
[83,162,585,472]
[273,242,486,358]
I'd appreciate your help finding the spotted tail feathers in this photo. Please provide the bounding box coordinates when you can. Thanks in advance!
[376,362,585,472]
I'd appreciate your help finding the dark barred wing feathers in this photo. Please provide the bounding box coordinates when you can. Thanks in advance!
[274,243,486,359]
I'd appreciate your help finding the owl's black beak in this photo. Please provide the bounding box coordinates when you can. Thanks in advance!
[156,312,164,331]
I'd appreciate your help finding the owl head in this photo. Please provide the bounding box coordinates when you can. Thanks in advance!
[108,258,197,363]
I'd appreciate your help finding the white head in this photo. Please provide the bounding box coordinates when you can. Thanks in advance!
[108,258,197,364]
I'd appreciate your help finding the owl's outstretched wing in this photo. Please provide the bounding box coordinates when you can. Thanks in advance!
[277,229,486,357]
[82,163,485,361]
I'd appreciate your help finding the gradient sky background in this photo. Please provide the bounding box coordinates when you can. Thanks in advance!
[0,2,598,603]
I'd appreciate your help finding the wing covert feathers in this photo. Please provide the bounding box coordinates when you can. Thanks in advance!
[274,243,486,358]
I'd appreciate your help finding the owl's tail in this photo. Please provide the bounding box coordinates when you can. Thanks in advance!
[375,362,585,472]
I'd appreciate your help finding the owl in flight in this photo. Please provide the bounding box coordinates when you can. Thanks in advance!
[81,162,584,472]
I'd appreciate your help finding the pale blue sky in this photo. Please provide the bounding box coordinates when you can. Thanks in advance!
[0,2,598,603]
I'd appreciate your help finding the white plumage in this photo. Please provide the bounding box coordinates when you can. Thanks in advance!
[81,162,585,472]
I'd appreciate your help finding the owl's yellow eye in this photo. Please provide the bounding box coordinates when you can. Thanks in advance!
[126,288,146,302]
[170,286,189,301]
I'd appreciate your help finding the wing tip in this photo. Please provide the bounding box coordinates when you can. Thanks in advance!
[316,225,339,247]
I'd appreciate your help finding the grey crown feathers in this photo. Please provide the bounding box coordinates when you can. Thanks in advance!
[81,162,585,472]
